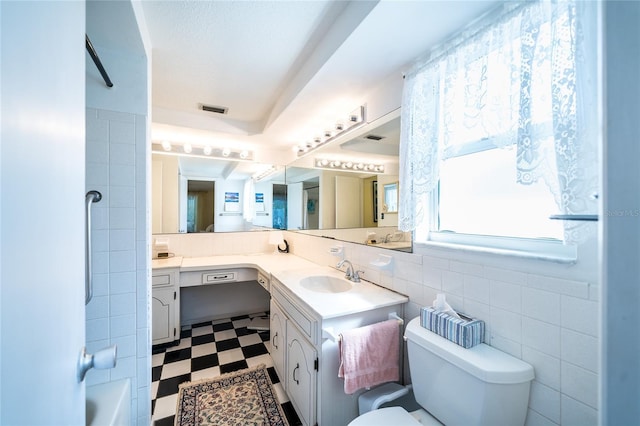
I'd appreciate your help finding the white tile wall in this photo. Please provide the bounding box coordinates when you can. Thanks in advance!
[153,224,599,426]
[85,107,150,425]
[285,231,599,426]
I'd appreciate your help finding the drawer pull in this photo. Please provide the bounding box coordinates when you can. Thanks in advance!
[272,332,278,349]
[293,363,300,385]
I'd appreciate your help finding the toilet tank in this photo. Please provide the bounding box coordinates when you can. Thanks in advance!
[405,317,534,426]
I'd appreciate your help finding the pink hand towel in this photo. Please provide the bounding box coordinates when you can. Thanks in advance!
[338,319,400,394]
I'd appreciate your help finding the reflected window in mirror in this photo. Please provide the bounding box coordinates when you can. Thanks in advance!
[383,182,398,213]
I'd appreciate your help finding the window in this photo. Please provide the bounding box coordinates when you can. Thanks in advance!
[400,1,598,255]
[437,144,562,240]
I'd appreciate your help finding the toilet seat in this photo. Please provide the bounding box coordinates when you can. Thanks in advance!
[348,407,420,426]
[348,406,442,426]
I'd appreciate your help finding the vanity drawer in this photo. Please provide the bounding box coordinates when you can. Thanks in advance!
[152,269,177,288]
[181,268,257,287]
[272,281,317,344]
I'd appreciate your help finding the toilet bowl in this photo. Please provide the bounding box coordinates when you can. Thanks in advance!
[348,317,534,426]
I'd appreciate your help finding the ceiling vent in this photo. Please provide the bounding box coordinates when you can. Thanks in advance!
[364,134,384,141]
[201,104,228,115]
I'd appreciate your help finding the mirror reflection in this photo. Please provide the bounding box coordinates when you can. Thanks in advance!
[383,182,398,214]
[151,112,412,252]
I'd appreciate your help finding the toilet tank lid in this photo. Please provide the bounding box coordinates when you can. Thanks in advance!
[405,318,534,384]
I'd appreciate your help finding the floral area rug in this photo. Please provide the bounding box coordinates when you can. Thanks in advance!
[174,364,289,426]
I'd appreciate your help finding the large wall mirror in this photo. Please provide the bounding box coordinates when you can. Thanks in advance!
[151,110,412,252]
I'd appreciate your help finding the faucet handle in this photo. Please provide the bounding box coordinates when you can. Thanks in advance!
[352,270,365,282]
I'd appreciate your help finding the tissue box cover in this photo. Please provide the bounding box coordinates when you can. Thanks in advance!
[420,307,485,348]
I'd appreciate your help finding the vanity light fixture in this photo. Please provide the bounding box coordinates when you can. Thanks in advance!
[315,157,384,173]
[252,165,281,182]
[151,142,254,162]
[294,105,366,158]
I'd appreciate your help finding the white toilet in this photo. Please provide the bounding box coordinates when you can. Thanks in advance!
[349,317,534,426]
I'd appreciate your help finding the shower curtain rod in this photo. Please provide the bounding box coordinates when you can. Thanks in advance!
[85,34,113,88]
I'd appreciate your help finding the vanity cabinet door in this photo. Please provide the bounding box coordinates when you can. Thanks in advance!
[270,299,287,382]
[152,287,177,344]
[152,268,180,345]
[286,322,317,426]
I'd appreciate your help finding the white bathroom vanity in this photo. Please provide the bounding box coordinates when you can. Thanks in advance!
[152,253,407,425]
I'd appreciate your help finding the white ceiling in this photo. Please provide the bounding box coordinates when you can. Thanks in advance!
[90,0,501,179]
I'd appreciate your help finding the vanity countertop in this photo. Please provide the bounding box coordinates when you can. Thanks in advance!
[152,253,408,319]
[151,256,183,269]
[272,266,408,319]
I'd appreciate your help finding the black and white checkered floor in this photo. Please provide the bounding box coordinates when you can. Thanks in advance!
[151,312,302,425]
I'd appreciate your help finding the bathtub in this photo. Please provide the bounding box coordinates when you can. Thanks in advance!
[86,379,131,426]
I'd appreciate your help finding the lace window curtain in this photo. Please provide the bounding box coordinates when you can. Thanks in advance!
[399,1,598,243]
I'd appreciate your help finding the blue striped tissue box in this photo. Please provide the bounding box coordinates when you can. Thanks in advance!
[420,307,485,348]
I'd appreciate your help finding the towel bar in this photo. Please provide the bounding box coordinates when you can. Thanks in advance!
[322,312,404,343]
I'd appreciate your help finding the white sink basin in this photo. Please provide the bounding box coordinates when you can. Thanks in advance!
[300,275,353,293]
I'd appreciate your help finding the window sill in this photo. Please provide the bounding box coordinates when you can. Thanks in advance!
[413,239,577,264]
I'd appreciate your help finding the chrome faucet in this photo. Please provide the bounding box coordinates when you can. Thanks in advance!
[383,233,392,243]
[336,259,363,282]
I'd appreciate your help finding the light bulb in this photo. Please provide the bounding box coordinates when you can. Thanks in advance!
[222,148,231,157]
[161,140,171,151]
[239,150,249,159]
[203,145,212,155]
[183,143,192,154]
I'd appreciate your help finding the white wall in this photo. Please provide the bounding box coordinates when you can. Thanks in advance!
[214,179,245,232]
[253,181,275,228]
[152,154,179,234]
[85,2,151,424]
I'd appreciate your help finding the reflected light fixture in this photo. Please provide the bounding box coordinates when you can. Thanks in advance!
[183,143,192,154]
[161,140,172,151]
[315,157,384,173]
[252,165,280,182]
[294,106,365,157]
[203,145,212,156]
